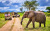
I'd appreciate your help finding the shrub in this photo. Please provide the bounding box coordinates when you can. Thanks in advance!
[46,13,50,16]
[44,12,50,16]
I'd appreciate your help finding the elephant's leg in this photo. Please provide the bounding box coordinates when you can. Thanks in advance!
[32,17,35,28]
[39,22,41,27]
[44,22,45,27]
[26,19,32,28]
[32,22,35,28]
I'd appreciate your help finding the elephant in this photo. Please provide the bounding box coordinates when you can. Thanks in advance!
[21,10,46,28]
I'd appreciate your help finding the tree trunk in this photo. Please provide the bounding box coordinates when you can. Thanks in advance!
[29,7,31,11]
[49,10,50,13]
[27,8,28,11]
[21,17,24,25]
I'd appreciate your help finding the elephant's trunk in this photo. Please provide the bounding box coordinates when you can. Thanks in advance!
[21,17,24,25]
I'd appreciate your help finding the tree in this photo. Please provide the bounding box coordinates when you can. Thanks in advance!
[46,7,50,13]
[20,7,23,12]
[23,1,30,11]
[38,10,40,11]
[31,7,36,11]
[23,0,38,11]
[46,7,50,11]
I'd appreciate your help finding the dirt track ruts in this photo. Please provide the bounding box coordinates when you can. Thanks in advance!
[11,18,23,31]
[0,18,23,31]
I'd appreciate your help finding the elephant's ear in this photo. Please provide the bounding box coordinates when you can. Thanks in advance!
[28,12,35,18]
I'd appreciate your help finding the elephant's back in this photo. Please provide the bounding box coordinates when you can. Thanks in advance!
[35,11,46,23]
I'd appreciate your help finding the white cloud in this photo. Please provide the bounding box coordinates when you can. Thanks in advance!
[14,5,18,7]
[0,7,9,10]
[0,0,7,3]
[9,0,31,3]
[16,8,20,11]
[6,8,20,11]
[4,7,9,9]
[2,1,5,3]
[36,6,48,11]
[0,0,32,5]
[46,0,48,2]
[0,0,26,3]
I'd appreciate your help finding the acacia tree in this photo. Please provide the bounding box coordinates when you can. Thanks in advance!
[23,0,38,11]
[23,1,30,11]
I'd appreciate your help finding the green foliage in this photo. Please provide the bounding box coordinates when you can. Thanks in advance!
[46,13,50,16]
[44,12,50,16]
[0,13,5,18]
[46,7,50,12]
[0,18,7,28]
[18,12,24,17]
[31,7,36,11]
[0,13,8,28]
[46,7,50,10]
[23,0,38,10]
[47,11,50,13]
[38,10,40,11]
[20,7,23,12]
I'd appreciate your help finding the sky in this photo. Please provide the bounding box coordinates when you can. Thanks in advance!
[0,0,50,12]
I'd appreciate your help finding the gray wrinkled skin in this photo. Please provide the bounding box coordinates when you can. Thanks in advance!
[21,10,46,28]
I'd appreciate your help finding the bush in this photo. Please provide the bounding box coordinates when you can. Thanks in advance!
[44,12,50,16]
[47,11,50,13]
[46,13,50,16]
[0,13,5,18]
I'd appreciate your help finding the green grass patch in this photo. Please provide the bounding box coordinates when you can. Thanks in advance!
[18,12,24,16]
[0,18,8,28]
[44,12,50,16]
[0,13,8,28]
[0,13,5,18]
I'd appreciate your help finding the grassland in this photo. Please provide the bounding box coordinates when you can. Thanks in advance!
[0,13,8,28]
[18,12,50,31]
[0,12,50,31]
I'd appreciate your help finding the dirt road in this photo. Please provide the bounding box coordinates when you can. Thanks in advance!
[0,18,23,31]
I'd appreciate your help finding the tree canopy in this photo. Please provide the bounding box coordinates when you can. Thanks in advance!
[46,7,50,13]
[46,7,50,11]
[23,0,38,11]
[20,7,23,12]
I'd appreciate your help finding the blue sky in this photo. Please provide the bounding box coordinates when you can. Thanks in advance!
[0,0,50,12]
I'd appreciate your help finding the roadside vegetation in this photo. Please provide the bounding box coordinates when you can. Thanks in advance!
[0,13,8,28]
[44,12,50,16]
